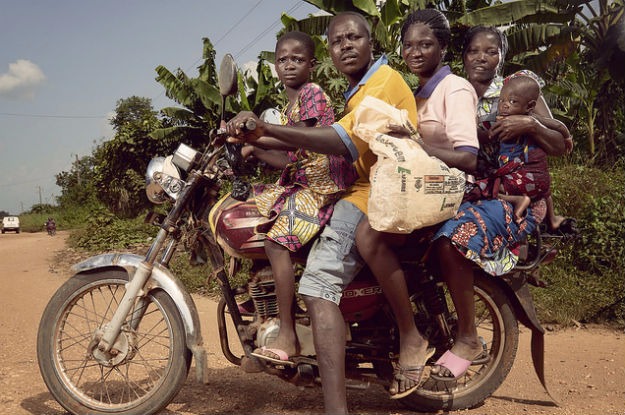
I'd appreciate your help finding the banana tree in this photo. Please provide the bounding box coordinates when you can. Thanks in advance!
[152,38,283,150]
[548,0,625,162]
[279,0,581,84]
[151,38,222,149]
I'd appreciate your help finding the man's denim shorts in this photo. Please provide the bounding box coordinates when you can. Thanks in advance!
[298,199,364,305]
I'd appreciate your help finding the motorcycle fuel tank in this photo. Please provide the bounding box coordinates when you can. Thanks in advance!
[209,194,270,258]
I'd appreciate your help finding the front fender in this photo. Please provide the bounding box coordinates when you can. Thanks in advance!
[71,253,208,383]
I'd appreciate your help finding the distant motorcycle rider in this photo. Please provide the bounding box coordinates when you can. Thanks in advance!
[46,217,56,235]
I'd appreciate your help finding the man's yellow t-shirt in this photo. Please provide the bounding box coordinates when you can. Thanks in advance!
[332,57,418,214]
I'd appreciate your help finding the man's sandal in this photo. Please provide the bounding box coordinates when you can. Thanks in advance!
[390,348,436,399]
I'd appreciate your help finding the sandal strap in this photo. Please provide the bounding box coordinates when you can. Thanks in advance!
[393,363,425,381]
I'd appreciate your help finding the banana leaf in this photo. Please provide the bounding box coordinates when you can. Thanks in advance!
[155,66,196,109]
[189,78,221,113]
[457,0,570,26]
[149,125,203,141]
[159,107,196,121]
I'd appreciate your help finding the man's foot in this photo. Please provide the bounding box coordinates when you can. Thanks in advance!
[389,337,434,398]
[430,339,488,381]
[389,347,436,399]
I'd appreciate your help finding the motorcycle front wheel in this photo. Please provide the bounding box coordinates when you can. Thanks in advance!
[37,269,191,415]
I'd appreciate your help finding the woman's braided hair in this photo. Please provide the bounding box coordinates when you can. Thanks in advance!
[401,8,451,49]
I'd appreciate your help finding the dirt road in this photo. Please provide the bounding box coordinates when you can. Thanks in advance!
[0,231,623,415]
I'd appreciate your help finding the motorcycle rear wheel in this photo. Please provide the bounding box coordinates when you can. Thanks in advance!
[37,269,191,415]
[377,272,519,411]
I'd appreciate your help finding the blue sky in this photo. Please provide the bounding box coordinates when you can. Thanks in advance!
[0,0,321,214]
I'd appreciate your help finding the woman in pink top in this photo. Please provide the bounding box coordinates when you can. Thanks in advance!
[355,8,479,398]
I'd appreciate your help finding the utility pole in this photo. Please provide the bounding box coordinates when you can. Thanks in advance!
[37,185,42,205]
[76,153,81,186]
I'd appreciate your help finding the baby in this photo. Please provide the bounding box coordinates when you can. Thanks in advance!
[494,74,569,222]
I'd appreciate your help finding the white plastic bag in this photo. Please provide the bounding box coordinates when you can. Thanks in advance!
[353,96,465,233]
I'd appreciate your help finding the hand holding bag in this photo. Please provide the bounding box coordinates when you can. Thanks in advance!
[353,96,465,233]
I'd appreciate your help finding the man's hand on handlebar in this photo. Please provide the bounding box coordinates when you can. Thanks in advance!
[225,111,264,144]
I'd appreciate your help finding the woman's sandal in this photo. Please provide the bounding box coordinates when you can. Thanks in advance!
[389,347,436,399]
[430,349,490,382]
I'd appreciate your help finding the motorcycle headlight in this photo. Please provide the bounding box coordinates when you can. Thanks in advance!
[171,143,200,172]
[145,155,182,204]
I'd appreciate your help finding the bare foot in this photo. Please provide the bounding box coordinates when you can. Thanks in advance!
[550,214,565,230]
[513,195,531,223]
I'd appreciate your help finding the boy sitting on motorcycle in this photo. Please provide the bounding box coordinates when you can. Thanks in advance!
[241,31,357,365]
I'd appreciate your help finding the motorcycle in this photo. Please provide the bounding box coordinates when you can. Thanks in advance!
[46,221,56,236]
[37,54,578,415]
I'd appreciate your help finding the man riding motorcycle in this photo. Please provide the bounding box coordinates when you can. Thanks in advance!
[45,217,56,235]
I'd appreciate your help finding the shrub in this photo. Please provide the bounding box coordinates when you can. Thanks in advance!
[68,208,157,251]
[534,160,625,325]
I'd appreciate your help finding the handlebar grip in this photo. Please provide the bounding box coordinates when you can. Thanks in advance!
[238,119,256,132]
[212,118,257,136]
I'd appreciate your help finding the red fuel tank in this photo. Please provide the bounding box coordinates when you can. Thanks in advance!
[209,195,270,259]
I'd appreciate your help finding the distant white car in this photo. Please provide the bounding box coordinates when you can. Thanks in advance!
[2,216,20,233]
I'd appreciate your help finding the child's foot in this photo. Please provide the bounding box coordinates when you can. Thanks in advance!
[252,332,300,364]
[549,215,566,231]
[543,217,579,236]
[514,195,531,223]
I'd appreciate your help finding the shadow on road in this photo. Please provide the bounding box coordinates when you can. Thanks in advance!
[23,365,431,415]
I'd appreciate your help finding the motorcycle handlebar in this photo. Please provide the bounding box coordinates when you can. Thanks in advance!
[213,118,256,136]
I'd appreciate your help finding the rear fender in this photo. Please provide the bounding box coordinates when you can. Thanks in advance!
[493,271,558,404]
[71,253,208,383]
[497,270,543,333]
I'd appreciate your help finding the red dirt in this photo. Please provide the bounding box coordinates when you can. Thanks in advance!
[1,231,623,415]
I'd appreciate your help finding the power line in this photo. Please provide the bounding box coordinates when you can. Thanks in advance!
[0,176,55,187]
[234,1,304,60]
[213,0,265,47]
[0,112,106,119]
[153,1,302,103]
[178,0,275,76]
[153,1,271,104]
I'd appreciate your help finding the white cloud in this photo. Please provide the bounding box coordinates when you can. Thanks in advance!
[0,59,46,99]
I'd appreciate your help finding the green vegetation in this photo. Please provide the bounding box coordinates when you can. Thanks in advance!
[535,161,625,326]
[34,0,624,327]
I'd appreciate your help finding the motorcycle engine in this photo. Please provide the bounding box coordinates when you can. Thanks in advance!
[256,318,280,348]
[248,266,315,356]
[248,267,279,319]
[255,314,316,357]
